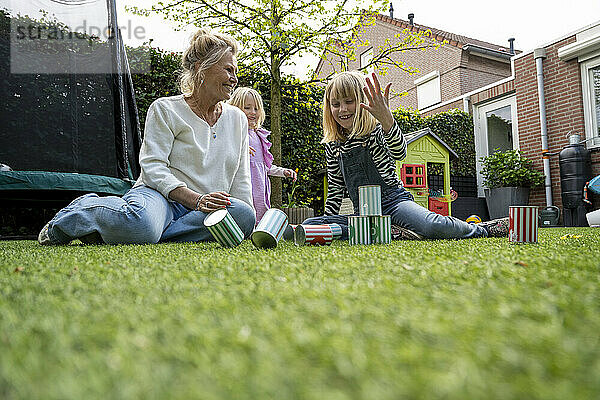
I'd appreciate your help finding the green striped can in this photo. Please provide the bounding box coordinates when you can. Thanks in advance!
[251,208,288,248]
[358,185,382,216]
[204,209,244,248]
[370,215,391,244]
[348,216,371,245]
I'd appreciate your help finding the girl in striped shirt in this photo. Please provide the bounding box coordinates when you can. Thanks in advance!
[302,71,508,239]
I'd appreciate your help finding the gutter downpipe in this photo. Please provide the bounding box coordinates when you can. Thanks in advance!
[534,48,553,206]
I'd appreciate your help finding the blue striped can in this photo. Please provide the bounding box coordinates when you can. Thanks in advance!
[348,216,371,245]
[282,224,297,241]
[294,225,333,246]
[358,185,382,216]
[328,223,343,239]
[370,215,391,244]
[204,209,244,248]
[251,208,288,248]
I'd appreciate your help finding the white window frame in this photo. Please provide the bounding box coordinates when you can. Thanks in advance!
[415,70,441,109]
[581,51,600,148]
[473,95,519,197]
[360,48,373,73]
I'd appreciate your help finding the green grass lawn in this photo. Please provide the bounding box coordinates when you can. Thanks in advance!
[1,228,599,400]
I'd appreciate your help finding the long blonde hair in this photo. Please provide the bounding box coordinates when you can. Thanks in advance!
[228,87,266,129]
[179,28,238,97]
[322,71,377,143]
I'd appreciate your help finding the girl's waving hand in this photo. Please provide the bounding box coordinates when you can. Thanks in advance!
[360,73,395,133]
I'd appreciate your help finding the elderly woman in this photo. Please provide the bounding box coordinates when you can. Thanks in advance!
[38,28,255,245]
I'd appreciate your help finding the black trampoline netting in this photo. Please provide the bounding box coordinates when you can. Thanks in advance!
[0,0,142,183]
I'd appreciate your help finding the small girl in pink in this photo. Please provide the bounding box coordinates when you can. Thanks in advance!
[229,88,297,223]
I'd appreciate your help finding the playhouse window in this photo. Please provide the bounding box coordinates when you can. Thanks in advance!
[401,164,426,187]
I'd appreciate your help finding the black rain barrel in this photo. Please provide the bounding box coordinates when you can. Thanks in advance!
[559,134,592,226]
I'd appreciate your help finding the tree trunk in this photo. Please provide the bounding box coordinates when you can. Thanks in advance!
[270,53,282,207]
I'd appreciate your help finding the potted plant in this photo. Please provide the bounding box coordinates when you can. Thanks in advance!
[281,169,314,224]
[480,149,545,219]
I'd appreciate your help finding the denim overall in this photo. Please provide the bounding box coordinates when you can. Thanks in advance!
[303,141,486,240]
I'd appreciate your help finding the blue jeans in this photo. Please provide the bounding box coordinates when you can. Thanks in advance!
[304,187,486,240]
[46,186,256,244]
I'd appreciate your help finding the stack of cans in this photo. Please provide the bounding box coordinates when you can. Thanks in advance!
[349,185,392,245]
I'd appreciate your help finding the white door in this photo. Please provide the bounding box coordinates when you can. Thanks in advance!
[474,96,519,197]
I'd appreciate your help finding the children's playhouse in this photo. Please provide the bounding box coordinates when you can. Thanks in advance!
[397,128,458,216]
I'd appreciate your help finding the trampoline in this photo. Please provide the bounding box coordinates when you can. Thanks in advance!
[0,0,142,205]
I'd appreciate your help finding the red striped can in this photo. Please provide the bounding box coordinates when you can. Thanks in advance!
[204,209,245,248]
[509,206,539,244]
[294,225,333,246]
[251,208,288,248]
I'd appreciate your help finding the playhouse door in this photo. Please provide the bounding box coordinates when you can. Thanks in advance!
[474,96,519,197]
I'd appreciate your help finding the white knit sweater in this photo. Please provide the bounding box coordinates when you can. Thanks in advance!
[134,95,253,209]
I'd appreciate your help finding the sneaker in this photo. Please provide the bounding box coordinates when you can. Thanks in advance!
[478,217,510,238]
[391,224,424,240]
[37,223,54,245]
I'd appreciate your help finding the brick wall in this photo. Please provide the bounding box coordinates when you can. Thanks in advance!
[513,36,600,210]
[314,17,511,112]
[470,80,515,104]
[461,55,512,94]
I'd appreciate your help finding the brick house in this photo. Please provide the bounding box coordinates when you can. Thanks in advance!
[314,12,515,112]
[424,21,600,213]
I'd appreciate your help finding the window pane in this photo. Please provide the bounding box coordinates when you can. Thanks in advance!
[486,105,513,154]
[417,77,441,109]
[592,66,600,137]
[360,48,373,73]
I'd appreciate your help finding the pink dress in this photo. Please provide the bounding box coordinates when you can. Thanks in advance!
[248,128,287,224]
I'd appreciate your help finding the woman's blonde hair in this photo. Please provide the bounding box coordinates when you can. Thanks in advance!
[322,71,376,143]
[228,87,266,129]
[179,28,238,97]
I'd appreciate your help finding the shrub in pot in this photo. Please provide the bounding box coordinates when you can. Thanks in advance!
[480,149,545,219]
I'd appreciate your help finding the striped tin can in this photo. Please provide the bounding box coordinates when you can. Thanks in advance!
[358,185,382,216]
[328,223,343,239]
[204,209,245,248]
[282,224,297,241]
[348,216,371,245]
[370,215,392,244]
[294,225,333,246]
[251,208,288,248]
[509,206,539,244]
